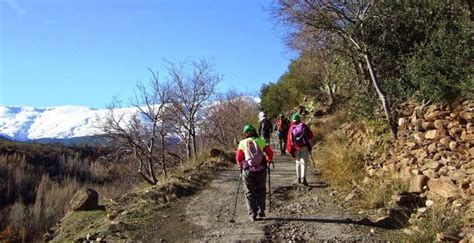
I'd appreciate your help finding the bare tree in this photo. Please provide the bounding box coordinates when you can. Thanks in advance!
[141,69,174,177]
[167,59,221,159]
[274,0,397,137]
[101,72,173,185]
[201,91,259,148]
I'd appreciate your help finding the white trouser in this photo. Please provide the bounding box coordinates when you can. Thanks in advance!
[294,146,309,179]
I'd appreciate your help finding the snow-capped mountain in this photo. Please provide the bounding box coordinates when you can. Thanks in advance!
[0,105,137,141]
[0,96,260,142]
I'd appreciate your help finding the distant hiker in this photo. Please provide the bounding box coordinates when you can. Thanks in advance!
[286,113,314,186]
[258,113,273,145]
[275,113,289,155]
[235,124,274,222]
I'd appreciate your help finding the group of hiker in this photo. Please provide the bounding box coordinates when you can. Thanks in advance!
[234,111,314,222]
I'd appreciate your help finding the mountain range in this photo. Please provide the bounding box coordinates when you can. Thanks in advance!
[0,105,137,142]
[0,97,260,143]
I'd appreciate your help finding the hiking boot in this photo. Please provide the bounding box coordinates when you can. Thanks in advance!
[302,178,309,186]
[295,178,301,184]
[249,215,257,222]
[258,210,266,218]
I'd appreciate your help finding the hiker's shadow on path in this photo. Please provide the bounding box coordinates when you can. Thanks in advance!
[307,182,328,188]
[260,217,401,229]
[273,182,328,191]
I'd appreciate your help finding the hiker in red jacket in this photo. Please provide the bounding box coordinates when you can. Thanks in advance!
[275,113,290,155]
[235,124,274,221]
[286,113,314,186]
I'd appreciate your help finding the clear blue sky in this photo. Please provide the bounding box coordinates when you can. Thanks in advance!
[0,0,293,108]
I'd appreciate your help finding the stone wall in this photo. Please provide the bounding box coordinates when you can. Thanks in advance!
[341,99,473,239]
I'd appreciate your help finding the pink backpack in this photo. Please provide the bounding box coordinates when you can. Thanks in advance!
[244,139,264,168]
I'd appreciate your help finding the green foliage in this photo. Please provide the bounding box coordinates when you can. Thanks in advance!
[405,4,473,101]
[260,56,333,118]
[260,72,302,117]
[272,0,472,132]
[351,90,379,119]
[363,0,473,104]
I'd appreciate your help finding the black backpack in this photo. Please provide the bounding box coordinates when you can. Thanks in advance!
[261,119,272,138]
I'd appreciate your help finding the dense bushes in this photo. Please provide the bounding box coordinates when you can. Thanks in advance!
[260,57,332,118]
[268,0,472,133]
[365,0,473,103]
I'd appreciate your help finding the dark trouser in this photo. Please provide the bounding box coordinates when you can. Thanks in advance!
[242,169,267,217]
[278,133,287,154]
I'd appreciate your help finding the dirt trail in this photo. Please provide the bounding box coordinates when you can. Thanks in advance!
[148,149,401,241]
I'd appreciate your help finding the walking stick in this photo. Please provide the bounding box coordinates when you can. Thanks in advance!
[273,133,278,152]
[229,171,242,223]
[267,165,272,212]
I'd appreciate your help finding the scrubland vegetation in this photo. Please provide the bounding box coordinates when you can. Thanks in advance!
[0,140,140,241]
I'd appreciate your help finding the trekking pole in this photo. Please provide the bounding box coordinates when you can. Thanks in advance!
[274,138,277,152]
[229,171,242,223]
[267,165,272,212]
[274,133,278,152]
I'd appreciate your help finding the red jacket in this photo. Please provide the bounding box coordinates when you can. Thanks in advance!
[286,121,314,157]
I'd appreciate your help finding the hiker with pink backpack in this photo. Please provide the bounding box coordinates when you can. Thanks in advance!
[235,124,274,222]
[286,113,314,186]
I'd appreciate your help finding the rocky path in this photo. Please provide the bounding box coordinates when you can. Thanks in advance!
[148,150,401,241]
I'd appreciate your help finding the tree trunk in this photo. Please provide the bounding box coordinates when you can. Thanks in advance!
[349,54,366,87]
[147,133,158,184]
[144,152,158,184]
[139,171,156,185]
[161,133,167,177]
[188,118,198,158]
[185,138,192,160]
[326,83,335,108]
[191,130,197,158]
[148,161,158,184]
[323,61,335,108]
[363,51,398,138]
[137,152,157,185]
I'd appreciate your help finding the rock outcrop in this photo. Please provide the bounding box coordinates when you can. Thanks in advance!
[70,188,99,211]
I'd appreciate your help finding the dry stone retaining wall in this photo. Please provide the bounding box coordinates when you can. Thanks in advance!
[340,99,473,239]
